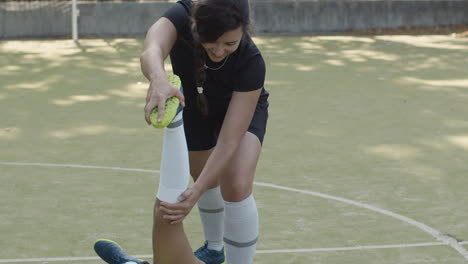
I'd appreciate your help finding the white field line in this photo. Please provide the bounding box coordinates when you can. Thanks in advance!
[0,256,99,263]
[1,161,467,261]
[254,182,468,261]
[256,241,449,253]
[0,162,159,174]
[0,242,449,263]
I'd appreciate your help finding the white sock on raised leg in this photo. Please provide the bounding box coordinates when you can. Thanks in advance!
[156,112,190,203]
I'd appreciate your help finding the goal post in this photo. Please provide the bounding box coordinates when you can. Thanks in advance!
[72,0,79,42]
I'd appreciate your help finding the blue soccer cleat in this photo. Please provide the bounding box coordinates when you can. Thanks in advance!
[94,239,149,264]
[194,241,225,264]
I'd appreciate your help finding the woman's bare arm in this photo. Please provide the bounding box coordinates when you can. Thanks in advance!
[141,17,184,124]
[194,89,262,193]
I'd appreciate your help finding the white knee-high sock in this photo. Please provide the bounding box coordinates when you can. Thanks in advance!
[198,186,225,251]
[157,112,190,204]
[224,194,259,264]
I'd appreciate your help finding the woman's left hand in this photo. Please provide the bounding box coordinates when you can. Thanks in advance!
[159,186,202,224]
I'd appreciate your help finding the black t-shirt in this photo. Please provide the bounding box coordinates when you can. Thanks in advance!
[162,0,268,106]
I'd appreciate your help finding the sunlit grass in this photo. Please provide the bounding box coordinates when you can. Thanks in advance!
[0,127,22,139]
[47,125,139,139]
[1,35,468,264]
[363,144,422,160]
[446,135,468,151]
[52,95,110,105]
[401,77,468,88]
[376,35,468,50]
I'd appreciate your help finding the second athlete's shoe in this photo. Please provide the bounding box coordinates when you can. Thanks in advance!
[94,239,149,264]
[194,241,225,264]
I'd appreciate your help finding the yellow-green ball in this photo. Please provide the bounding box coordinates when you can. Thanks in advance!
[150,96,180,128]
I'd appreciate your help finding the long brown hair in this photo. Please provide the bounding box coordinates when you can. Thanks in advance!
[191,0,251,116]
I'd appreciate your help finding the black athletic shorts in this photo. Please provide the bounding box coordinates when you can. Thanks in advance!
[183,93,269,151]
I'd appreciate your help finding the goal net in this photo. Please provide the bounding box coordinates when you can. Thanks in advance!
[0,0,78,41]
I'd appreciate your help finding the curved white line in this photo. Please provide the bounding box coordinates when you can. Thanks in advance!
[1,161,467,261]
[254,182,468,261]
[0,242,450,263]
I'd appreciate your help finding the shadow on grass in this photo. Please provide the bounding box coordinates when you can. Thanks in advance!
[1,36,468,261]
[259,35,468,239]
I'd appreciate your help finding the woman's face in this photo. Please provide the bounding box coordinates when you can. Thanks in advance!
[201,26,243,62]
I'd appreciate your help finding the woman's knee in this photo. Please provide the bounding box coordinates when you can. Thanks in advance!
[221,178,253,202]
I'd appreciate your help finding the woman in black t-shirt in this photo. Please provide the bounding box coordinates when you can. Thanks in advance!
[141,1,268,264]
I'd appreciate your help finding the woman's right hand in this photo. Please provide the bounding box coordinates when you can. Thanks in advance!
[144,76,185,125]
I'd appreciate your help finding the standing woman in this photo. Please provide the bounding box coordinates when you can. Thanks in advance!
[141,0,269,263]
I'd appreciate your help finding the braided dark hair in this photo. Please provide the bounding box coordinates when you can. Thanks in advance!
[191,0,251,117]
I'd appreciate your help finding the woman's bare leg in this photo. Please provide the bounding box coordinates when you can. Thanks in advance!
[221,132,262,264]
[188,149,215,184]
[220,132,261,201]
[153,199,204,264]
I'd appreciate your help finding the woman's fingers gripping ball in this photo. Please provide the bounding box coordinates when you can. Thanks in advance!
[144,76,185,125]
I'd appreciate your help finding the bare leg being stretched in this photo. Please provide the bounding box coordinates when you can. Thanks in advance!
[153,199,203,264]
